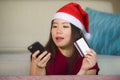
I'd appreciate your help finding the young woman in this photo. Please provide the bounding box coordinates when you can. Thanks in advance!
[30,2,99,75]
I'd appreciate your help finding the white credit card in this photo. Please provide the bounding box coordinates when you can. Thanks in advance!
[74,37,90,57]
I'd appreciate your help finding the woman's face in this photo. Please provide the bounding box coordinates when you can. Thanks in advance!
[51,19,72,48]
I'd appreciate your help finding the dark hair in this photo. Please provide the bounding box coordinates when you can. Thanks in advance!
[45,21,83,59]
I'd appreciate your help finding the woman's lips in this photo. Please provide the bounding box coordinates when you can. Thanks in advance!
[56,37,64,42]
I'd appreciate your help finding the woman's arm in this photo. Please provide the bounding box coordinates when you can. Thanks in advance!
[77,69,97,75]
[30,50,51,75]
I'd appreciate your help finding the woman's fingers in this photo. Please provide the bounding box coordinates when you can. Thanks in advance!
[31,50,51,68]
[86,56,95,67]
[36,51,48,61]
[37,53,51,68]
[32,50,40,60]
[86,49,96,59]
[85,49,97,66]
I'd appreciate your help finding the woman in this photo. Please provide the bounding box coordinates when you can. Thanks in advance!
[30,2,99,75]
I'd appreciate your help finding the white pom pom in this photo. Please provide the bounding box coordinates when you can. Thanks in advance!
[85,33,91,39]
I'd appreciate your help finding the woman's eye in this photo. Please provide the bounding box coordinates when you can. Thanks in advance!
[63,26,69,28]
[52,25,57,28]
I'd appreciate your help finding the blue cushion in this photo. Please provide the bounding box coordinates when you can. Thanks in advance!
[85,8,120,55]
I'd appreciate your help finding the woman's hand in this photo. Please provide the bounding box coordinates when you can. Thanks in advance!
[77,49,97,75]
[30,50,51,75]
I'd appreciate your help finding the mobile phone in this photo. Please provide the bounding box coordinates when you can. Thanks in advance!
[74,37,90,57]
[27,41,46,58]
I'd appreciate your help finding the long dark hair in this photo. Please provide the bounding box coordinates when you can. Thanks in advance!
[45,20,83,59]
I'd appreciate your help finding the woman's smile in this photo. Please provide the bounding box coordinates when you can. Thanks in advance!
[56,36,64,42]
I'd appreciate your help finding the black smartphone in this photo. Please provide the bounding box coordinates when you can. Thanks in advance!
[27,41,46,58]
[74,37,90,57]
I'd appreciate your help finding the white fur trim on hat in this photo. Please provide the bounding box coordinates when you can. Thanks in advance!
[85,33,91,39]
[53,12,84,30]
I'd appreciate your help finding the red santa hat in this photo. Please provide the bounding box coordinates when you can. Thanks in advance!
[53,2,90,39]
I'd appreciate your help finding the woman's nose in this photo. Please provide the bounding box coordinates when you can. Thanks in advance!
[56,27,62,34]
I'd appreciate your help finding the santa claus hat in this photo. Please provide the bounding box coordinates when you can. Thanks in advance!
[53,2,90,39]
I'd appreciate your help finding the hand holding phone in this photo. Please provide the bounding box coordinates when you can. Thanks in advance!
[74,37,90,57]
[27,41,46,58]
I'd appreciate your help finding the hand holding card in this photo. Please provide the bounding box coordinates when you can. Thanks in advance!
[74,37,90,57]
